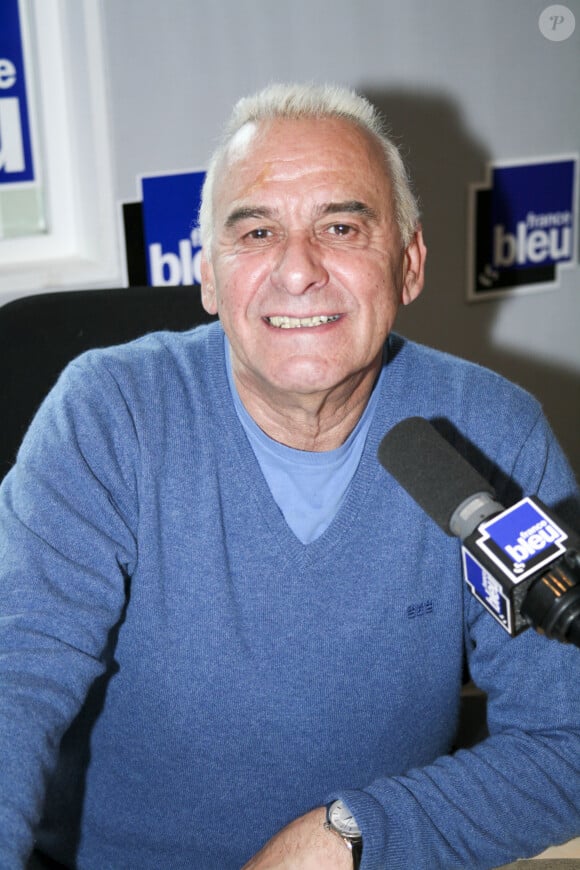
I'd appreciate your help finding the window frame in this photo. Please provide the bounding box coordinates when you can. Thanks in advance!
[0,0,122,305]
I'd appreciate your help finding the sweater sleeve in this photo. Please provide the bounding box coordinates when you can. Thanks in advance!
[331,412,580,870]
[0,356,139,865]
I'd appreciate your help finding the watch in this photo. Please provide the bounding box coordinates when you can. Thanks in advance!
[324,799,363,869]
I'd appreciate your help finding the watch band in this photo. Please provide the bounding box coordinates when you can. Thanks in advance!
[351,837,363,869]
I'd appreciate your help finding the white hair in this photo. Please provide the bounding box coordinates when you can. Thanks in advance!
[198,83,420,250]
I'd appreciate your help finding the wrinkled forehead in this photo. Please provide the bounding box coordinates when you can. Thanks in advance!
[215,116,392,202]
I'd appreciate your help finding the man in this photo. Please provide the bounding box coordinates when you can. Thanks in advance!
[0,83,578,869]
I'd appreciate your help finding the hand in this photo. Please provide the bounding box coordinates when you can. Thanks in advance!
[241,806,353,869]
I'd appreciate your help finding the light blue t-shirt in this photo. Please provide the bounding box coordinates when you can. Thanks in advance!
[225,341,384,543]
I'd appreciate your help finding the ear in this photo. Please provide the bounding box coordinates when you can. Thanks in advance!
[200,251,218,315]
[401,226,427,306]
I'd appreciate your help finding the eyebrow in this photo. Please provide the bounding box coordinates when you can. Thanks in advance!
[319,200,379,221]
[224,200,378,229]
[224,206,274,229]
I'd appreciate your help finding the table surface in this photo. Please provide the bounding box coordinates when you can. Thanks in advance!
[496,837,580,868]
[498,862,580,869]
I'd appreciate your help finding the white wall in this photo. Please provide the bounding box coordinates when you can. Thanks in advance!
[7,0,580,474]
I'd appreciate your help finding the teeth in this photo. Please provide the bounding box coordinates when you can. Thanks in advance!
[267,315,340,328]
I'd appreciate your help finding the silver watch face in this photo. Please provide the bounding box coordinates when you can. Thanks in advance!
[328,800,361,837]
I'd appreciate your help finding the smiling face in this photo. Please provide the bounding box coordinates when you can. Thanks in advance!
[201,116,425,428]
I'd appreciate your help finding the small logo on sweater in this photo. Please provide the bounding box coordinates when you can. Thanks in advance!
[406,600,434,620]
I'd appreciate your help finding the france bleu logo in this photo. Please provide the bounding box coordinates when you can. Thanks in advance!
[462,549,512,632]
[473,497,568,583]
[122,170,206,287]
[468,156,578,300]
[0,0,35,185]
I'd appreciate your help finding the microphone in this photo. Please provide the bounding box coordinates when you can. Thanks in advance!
[378,417,580,647]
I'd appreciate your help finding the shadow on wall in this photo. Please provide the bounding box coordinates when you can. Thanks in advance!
[361,86,580,480]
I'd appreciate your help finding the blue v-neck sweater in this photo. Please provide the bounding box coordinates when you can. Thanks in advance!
[0,323,579,869]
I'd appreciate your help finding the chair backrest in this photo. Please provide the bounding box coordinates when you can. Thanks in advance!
[0,284,217,481]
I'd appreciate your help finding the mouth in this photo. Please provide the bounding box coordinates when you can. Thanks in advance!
[265,314,341,329]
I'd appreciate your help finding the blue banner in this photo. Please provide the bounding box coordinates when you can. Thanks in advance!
[490,160,575,271]
[141,171,205,285]
[470,156,577,298]
[0,0,35,184]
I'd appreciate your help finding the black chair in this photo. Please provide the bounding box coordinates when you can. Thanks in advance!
[0,284,216,482]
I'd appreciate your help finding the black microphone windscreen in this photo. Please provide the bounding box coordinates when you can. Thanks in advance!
[377,417,496,535]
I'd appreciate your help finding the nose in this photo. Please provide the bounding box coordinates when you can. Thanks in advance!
[271,232,329,295]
